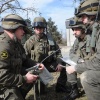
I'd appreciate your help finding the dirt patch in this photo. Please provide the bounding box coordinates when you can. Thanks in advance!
[26,72,87,100]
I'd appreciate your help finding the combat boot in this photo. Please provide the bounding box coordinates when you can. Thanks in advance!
[63,84,79,100]
[55,83,71,93]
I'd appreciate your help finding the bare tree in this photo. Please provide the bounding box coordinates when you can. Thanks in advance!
[0,0,39,18]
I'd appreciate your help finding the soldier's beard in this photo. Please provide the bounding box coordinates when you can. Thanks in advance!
[75,31,83,39]
[75,35,81,38]
[35,33,43,39]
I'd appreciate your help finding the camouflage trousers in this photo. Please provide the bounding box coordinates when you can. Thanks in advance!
[66,62,78,85]
[66,63,87,85]
[67,64,100,100]
[80,70,100,100]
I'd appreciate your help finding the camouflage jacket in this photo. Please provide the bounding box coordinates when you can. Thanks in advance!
[24,33,62,69]
[75,22,100,72]
[69,34,92,63]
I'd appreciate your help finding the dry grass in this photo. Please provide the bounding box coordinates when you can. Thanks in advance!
[26,72,87,100]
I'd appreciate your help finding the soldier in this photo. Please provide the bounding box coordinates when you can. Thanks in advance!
[24,16,69,94]
[0,14,44,100]
[64,17,91,100]
[66,0,100,100]
[75,0,99,55]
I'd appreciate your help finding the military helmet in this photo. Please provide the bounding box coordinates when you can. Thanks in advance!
[1,14,27,30]
[2,14,32,34]
[69,17,85,29]
[75,0,100,17]
[33,17,47,28]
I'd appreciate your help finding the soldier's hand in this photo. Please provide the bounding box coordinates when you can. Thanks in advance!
[25,72,38,83]
[56,64,62,72]
[66,66,76,74]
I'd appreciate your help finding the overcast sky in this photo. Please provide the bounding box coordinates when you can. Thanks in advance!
[1,0,80,37]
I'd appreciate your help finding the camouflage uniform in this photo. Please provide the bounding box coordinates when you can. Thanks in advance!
[24,17,67,94]
[0,14,37,100]
[75,25,100,100]
[72,0,100,100]
[68,34,91,83]
[24,33,62,70]
[64,17,93,100]
[24,32,67,92]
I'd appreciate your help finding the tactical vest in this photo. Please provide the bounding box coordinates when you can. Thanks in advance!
[30,33,57,63]
[76,22,99,60]
[76,35,92,60]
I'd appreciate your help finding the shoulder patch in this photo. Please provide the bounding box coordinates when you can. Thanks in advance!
[0,51,8,59]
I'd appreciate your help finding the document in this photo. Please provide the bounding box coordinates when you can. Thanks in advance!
[60,57,77,66]
[39,67,53,85]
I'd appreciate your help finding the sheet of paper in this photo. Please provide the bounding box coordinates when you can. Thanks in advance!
[39,67,53,85]
[60,57,77,66]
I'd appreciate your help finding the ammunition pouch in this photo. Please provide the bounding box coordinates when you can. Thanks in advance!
[31,41,48,62]
[31,50,43,62]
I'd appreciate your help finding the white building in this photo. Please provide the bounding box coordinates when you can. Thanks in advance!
[0,26,3,34]
[65,18,76,46]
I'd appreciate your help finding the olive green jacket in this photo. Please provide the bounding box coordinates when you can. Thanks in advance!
[69,34,91,63]
[75,23,100,73]
[0,32,36,88]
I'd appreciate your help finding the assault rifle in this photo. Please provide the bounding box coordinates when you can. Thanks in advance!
[26,48,61,85]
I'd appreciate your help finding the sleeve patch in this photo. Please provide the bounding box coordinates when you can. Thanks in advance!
[0,51,8,59]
